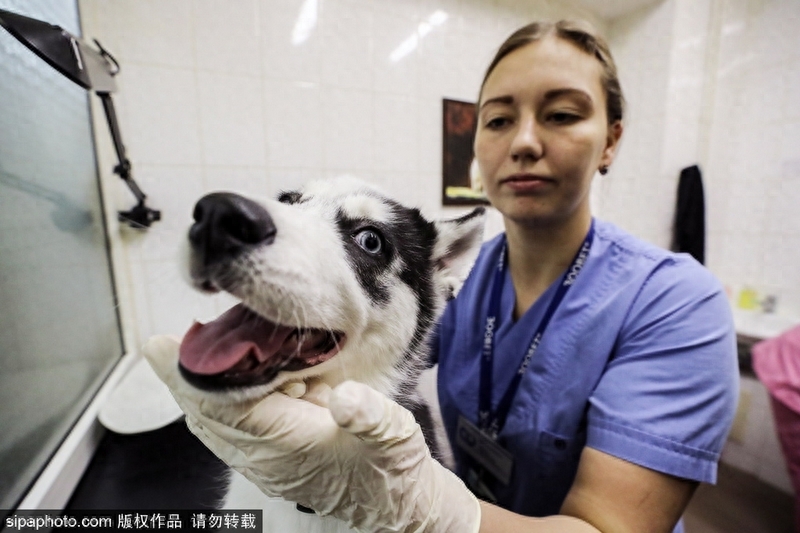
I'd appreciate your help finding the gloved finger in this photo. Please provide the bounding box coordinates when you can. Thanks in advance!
[184,413,285,499]
[279,381,307,398]
[141,335,226,420]
[302,380,332,408]
[141,335,183,390]
[191,414,323,502]
[216,387,340,447]
[329,380,419,445]
[143,335,265,424]
[185,413,249,466]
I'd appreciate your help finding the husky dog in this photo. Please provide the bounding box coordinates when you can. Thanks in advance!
[178,176,485,532]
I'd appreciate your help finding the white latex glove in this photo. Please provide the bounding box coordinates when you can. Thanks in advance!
[143,335,481,533]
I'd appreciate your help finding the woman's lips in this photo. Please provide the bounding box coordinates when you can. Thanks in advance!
[500,174,554,193]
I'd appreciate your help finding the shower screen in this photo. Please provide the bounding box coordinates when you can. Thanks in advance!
[0,0,123,513]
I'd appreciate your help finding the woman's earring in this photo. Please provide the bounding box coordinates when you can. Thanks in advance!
[599,165,609,175]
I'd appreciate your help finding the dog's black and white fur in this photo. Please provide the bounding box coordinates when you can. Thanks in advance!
[179,176,484,532]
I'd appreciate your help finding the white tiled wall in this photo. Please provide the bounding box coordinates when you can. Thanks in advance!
[593,0,675,242]
[597,0,800,322]
[704,0,800,320]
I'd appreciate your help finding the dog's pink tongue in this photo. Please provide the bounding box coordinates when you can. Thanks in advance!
[179,303,294,375]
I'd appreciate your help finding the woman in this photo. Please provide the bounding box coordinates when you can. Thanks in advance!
[432,20,738,532]
[147,20,738,533]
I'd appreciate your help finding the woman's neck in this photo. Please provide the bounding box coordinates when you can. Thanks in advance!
[504,211,592,319]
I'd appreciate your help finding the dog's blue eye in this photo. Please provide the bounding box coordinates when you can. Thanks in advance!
[355,229,383,254]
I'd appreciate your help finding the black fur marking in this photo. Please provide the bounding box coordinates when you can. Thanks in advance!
[336,210,393,306]
[277,190,303,204]
[459,206,486,221]
[391,204,439,373]
[404,398,442,462]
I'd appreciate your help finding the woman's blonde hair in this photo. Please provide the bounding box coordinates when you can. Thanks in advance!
[478,20,625,125]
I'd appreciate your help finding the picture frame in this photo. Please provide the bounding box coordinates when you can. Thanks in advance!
[442,98,489,206]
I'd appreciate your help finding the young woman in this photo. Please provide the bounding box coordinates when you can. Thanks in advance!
[432,20,738,533]
[146,20,738,533]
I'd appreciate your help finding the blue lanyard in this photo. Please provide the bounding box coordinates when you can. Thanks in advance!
[478,220,595,438]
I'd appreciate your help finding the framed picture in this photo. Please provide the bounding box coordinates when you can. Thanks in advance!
[442,98,488,206]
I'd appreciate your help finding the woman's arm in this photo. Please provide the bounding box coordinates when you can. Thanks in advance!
[479,447,697,533]
[479,503,600,532]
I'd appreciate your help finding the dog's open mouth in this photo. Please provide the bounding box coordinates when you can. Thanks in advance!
[178,303,345,390]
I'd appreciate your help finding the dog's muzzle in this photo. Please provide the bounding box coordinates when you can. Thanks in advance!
[189,192,277,268]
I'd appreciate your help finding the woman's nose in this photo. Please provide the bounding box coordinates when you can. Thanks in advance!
[510,116,542,163]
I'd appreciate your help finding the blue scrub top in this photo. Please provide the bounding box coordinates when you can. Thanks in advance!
[433,218,739,531]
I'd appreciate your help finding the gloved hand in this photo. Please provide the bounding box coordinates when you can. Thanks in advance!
[143,335,481,533]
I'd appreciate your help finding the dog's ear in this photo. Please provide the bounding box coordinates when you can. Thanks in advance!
[433,207,486,299]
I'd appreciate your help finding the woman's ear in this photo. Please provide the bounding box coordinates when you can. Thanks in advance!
[601,120,624,167]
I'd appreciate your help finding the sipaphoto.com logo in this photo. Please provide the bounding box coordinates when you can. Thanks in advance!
[5,512,113,531]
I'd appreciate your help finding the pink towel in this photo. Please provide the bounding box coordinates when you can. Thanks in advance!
[770,397,800,532]
[753,324,800,532]
[753,324,800,415]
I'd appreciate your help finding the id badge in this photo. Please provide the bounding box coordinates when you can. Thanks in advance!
[456,415,514,486]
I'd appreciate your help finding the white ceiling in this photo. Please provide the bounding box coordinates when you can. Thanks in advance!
[568,0,664,20]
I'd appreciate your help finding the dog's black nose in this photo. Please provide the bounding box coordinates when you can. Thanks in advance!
[189,193,276,264]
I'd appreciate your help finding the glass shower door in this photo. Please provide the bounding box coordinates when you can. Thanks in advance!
[0,0,123,512]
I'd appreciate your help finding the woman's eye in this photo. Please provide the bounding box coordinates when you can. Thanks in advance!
[354,229,383,254]
[548,112,579,124]
[485,116,510,130]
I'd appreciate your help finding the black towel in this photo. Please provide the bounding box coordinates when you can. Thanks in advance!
[671,164,705,264]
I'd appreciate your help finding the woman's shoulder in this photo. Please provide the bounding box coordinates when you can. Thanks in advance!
[593,218,672,261]
[589,219,728,328]
[593,218,719,288]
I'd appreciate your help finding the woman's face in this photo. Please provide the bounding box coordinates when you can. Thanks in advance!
[474,36,622,228]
